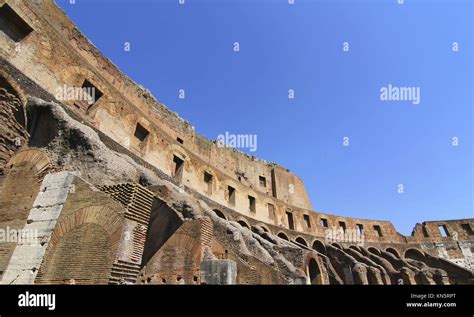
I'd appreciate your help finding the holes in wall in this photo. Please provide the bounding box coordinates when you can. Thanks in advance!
[204,171,213,194]
[438,224,449,237]
[320,218,329,229]
[248,195,256,213]
[227,185,235,206]
[259,176,266,187]
[295,237,308,247]
[303,214,311,229]
[0,4,33,42]
[172,155,184,181]
[373,225,383,237]
[134,122,149,142]
[81,79,103,104]
[176,137,184,144]
[461,223,473,235]
[338,221,346,233]
[356,224,363,235]
[213,209,226,220]
[277,232,289,241]
[286,211,294,230]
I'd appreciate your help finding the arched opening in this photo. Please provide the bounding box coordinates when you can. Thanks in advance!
[368,247,381,256]
[295,237,308,247]
[331,243,342,249]
[213,209,226,220]
[349,245,361,252]
[237,220,250,229]
[312,240,326,255]
[308,258,323,285]
[277,232,289,241]
[404,248,425,262]
[386,247,400,258]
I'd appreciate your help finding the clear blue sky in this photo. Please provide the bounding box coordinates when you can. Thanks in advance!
[57,0,473,235]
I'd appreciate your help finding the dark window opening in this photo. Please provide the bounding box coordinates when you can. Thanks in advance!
[204,172,212,194]
[134,123,149,142]
[248,195,256,213]
[461,223,473,235]
[268,203,275,220]
[270,168,277,198]
[81,79,103,104]
[259,176,266,187]
[277,232,289,241]
[303,214,311,228]
[320,218,329,229]
[286,211,294,230]
[373,225,383,237]
[0,4,33,42]
[438,224,449,237]
[356,224,363,235]
[213,209,226,220]
[177,137,184,144]
[172,155,184,181]
[339,221,346,232]
[227,185,235,205]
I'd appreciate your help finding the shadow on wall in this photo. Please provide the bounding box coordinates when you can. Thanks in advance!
[141,198,183,267]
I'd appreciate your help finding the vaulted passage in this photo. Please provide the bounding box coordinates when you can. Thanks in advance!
[308,258,323,284]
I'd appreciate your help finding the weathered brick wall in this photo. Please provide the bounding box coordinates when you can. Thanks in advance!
[0,149,50,280]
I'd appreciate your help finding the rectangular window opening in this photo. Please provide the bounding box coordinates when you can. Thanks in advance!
[259,176,266,187]
[320,218,329,229]
[0,4,33,42]
[303,214,311,228]
[203,172,212,194]
[373,225,383,237]
[172,155,184,181]
[227,186,235,206]
[81,79,103,104]
[248,195,256,213]
[339,221,346,232]
[356,224,363,236]
[177,137,184,144]
[438,224,449,237]
[286,211,294,230]
[134,122,150,142]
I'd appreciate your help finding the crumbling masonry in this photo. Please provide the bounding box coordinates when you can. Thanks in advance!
[0,0,472,285]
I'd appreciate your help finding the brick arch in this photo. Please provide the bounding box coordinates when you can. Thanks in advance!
[37,206,124,284]
[6,148,51,181]
[254,223,272,235]
[303,254,327,285]
[277,231,289,241]
[295,236,309,247]
[48,206,123,249]
[385,247,400,258]
[236,217,251,229]
[404,248,425,261]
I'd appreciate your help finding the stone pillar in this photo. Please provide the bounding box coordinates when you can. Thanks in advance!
[1,171,76,284]
[200,259,237,285]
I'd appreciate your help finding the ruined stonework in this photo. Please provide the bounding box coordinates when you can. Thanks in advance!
[0,0,472,285]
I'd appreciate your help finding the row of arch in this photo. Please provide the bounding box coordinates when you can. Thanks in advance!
[213,209,427,260]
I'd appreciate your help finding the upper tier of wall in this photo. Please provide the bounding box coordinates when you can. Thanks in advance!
[0,0,472,245]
